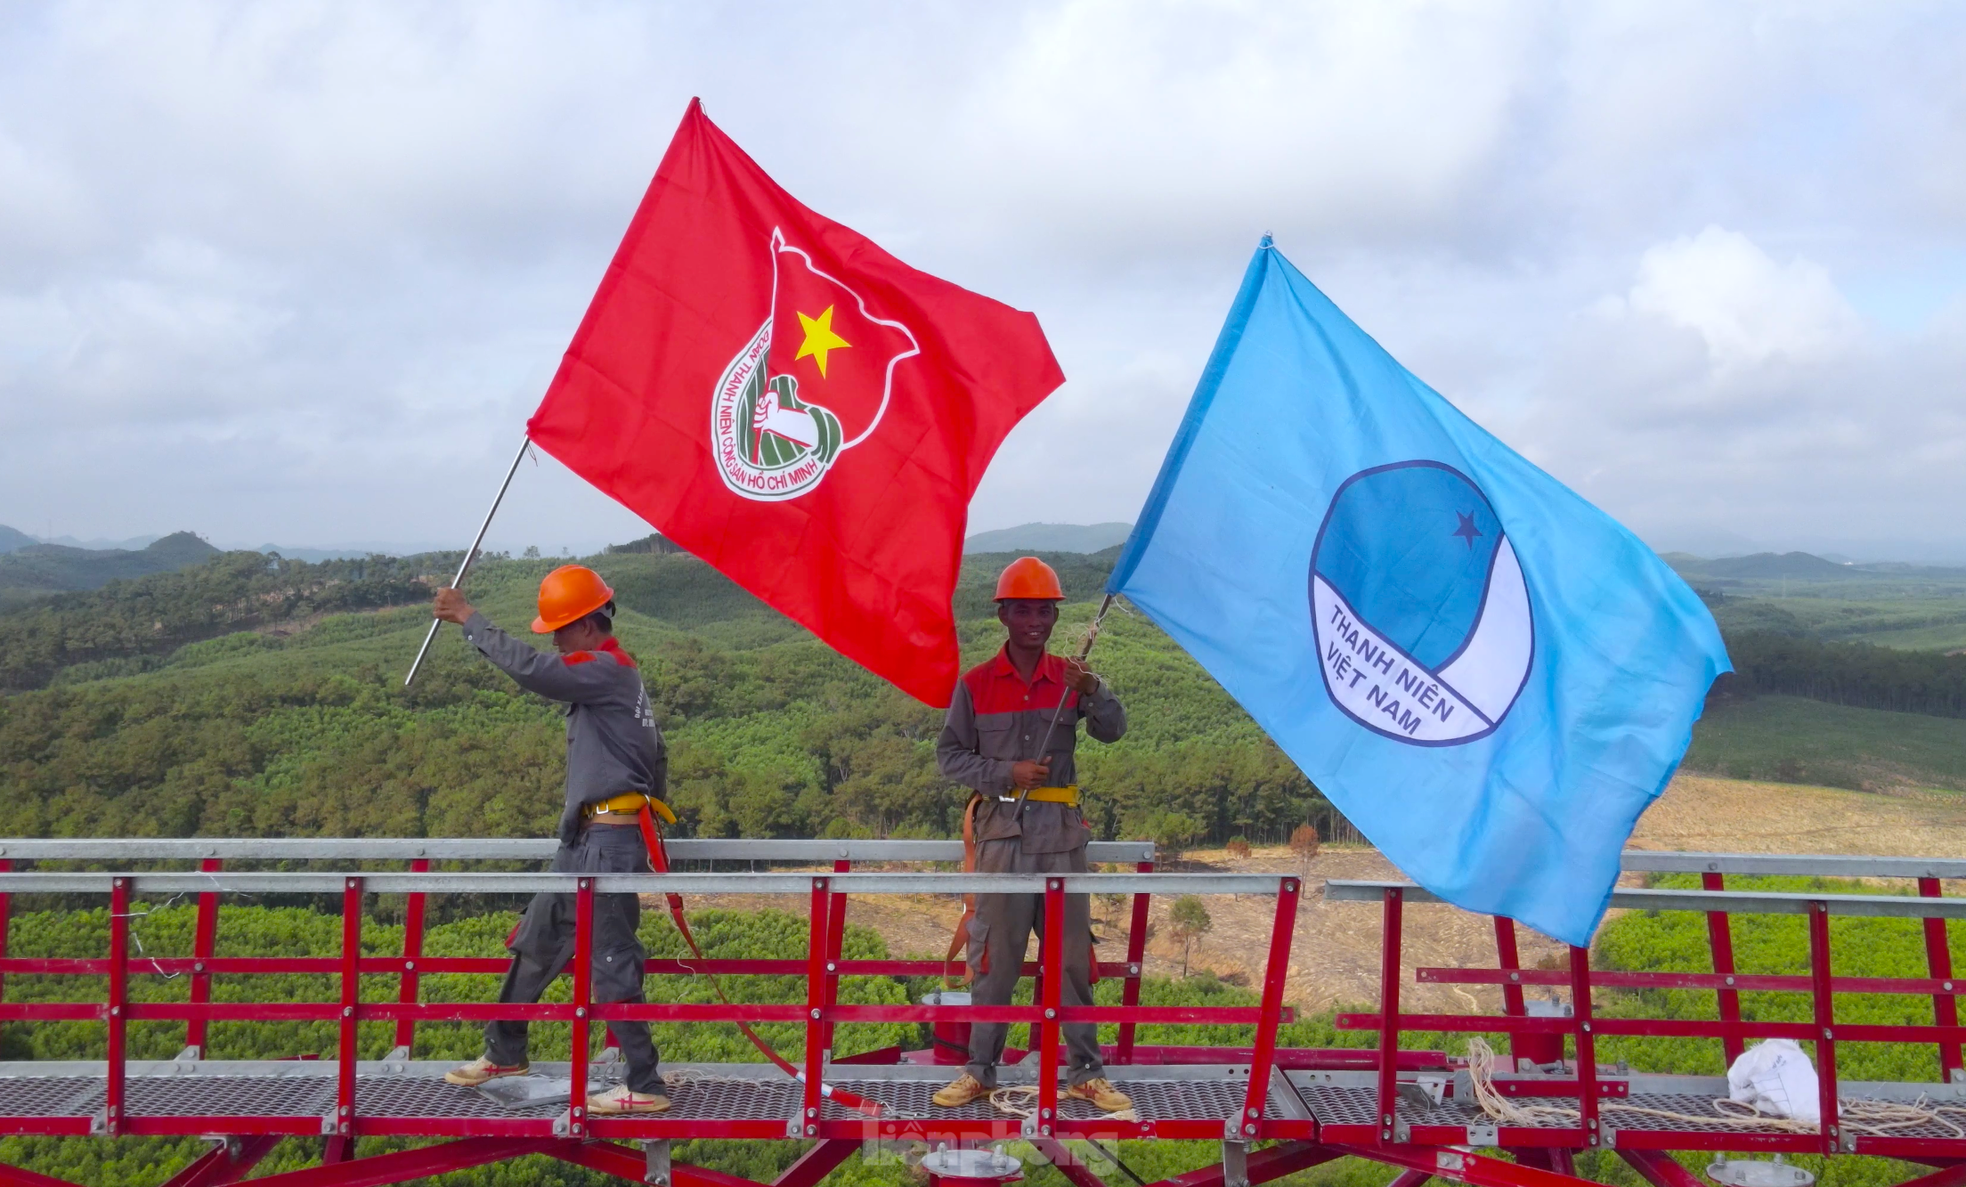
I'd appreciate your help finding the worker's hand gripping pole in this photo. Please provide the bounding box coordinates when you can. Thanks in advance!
[404,435,533,687]
[1012,593,1116,819]
[634,802,885,1117]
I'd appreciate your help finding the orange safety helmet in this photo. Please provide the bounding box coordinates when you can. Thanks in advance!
[532,564,615,633]
[993,556,1065,601]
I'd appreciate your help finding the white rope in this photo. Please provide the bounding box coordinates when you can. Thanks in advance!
[988,1084,1140,1123]
[1462,1038,1966,1137]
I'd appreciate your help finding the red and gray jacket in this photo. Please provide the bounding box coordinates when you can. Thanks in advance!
[462,612,667,844]
[936,647,1127,854]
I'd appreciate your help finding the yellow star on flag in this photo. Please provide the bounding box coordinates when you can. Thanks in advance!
[794,305,852,379]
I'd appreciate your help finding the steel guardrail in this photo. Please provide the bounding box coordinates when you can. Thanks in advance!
[1619,850,1966,879]
[1324,878,1966,920]
[0,870,1283,895]
[0,837,1155,862]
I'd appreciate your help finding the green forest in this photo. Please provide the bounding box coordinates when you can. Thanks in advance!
[0,542,1325,851]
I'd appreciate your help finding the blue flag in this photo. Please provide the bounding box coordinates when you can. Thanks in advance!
[1109,239,1730,945]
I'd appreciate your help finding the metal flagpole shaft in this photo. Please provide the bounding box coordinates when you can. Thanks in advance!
[403,435,533,687]
[1013,593,1116,819]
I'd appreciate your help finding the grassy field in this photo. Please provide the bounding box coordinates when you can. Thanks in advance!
[1848,621,1966,652]
[1683,694,1966,791]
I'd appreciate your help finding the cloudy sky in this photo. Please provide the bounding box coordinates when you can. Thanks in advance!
[2,1,1962,560]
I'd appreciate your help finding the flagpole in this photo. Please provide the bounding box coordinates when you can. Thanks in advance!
[1013,593,1117,820]
[403,435,533,687]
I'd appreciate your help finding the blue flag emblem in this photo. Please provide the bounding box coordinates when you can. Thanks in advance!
[1313,461,1531,746]
[1109,239,1729,946]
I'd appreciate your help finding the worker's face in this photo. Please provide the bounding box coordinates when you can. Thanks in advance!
[998,599,1058,651]
[553,617,607,655]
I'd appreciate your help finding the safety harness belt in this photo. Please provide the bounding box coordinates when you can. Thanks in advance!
[634,803,883,1117]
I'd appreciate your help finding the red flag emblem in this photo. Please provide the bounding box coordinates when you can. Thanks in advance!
[527,100,1064,705]
[713,231,921,499]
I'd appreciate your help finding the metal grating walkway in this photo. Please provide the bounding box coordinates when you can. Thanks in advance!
[0,1062,1296,1129]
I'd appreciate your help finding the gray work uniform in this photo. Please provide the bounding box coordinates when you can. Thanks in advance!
[461,614,666,1095]
[936,647,1127,1088]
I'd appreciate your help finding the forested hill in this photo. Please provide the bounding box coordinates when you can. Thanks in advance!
[0,530,220,601]
[0,544,1320,849]
[4,537,1966,848]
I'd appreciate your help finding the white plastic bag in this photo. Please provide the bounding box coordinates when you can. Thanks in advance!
[1727,1039,1821,1123]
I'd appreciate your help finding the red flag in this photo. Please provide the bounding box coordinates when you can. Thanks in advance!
[526,100,1063,706]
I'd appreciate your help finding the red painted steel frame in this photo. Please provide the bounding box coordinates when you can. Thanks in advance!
[186,857,223,1056]
[1921,876,1963,1081]
[1703,870,1746,1067]
[28,850,1966,1187]
[395,857,429,1053]
[1115,857,1154,1062]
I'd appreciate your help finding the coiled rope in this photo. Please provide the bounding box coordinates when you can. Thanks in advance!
[986,1084,1141,1123]
[1463,1037,1966,1137]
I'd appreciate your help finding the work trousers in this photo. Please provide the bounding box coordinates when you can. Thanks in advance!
[484,824,664,1094]
[965,838,1103,1088]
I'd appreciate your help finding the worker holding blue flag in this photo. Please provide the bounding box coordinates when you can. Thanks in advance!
[1107,238,1730,946]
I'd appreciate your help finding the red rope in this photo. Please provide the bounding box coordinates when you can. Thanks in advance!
[636,807,884,1117]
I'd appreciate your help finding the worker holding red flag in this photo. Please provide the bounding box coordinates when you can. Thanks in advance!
[432,567,672,1117]
[525,99,1064,708]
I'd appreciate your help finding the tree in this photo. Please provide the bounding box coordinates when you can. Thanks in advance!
[1289,823,1320,872]
[1169,895,1212,977]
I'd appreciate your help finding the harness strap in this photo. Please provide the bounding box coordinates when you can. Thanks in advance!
[634,804,883,1117]
[943,795,985,987]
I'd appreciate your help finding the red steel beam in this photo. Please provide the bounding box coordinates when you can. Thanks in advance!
[1701,871,1745,1066]
[1416,967,1966,997]
[1333,1143,1595,1187]
[771,1139,858,1187]
[1921,876,1964,1081]
[1375,885,1404,1144]
[1568,944,1597,1150]
[1030,1138,1107,1187]
[1240,874,1300,1137]
[1036,876,1065,1138]
[799,875,829,1137]
[819,859,849,1056]
[1809,898,1841,1156]
[185,857,223,1056]
[162,1137,283,1187]
[0,1164,87,1187]
[395,858,429,1053]
[0,955,1145,978]
[1386,1172,1432,1187]
[335,876,362,1143]
[106,876,130,1137]
[572,876,595,1139]
[1143,1141,1341,1187]
[242,1138,551,1187]
[1493,916,1526,1066]
[1895,1165,1966,1187]
[549,1141,765,1187]
[1115,857,1154,1063]
[1618,1150,1706,1187]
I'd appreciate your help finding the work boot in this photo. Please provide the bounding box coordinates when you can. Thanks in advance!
[443,1057,529,1087]
[932,1073,990,1108]
[1065,1078,1132,1112]
[587,1087,671,1115]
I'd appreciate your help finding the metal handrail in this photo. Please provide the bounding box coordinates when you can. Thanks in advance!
[1325,877,1966,920]
[8,839,1961,878]
[0,870,1284,895]
[0,837,1155,862]
[1620,850,1966,879]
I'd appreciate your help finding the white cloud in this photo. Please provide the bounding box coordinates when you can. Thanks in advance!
[1624,226,1864,369]
[0,1,1962,560]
